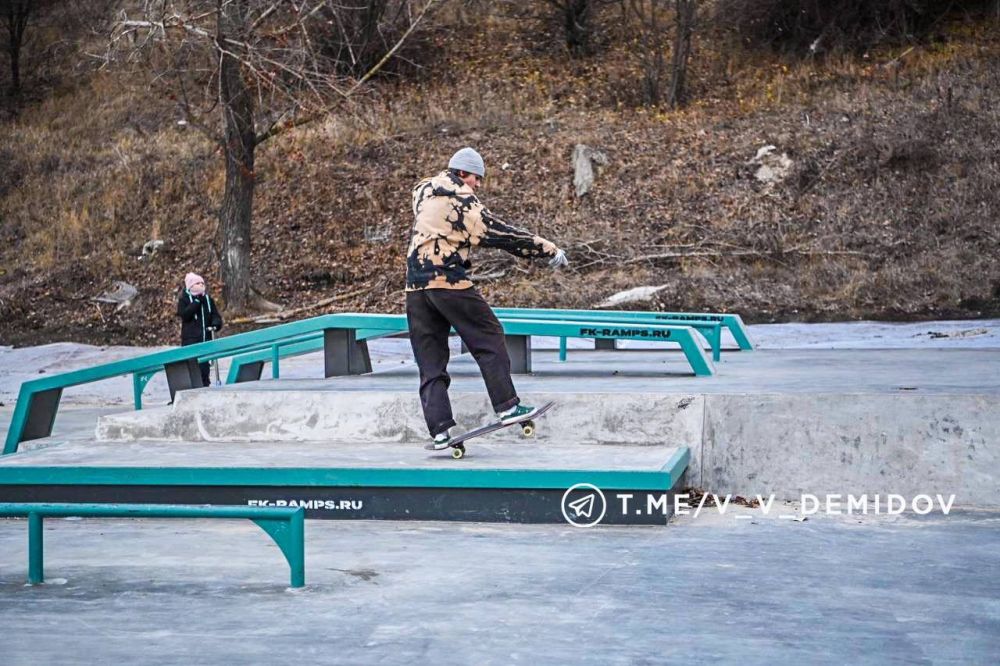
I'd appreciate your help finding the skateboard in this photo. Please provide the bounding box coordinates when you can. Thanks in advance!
[433,401,556,459]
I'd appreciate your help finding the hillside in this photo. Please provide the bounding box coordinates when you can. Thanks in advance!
[1,2,999,347]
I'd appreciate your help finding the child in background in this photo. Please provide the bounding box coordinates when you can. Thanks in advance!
[176,272,223,387]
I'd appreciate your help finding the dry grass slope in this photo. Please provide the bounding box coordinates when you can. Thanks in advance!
[1,2,998,346]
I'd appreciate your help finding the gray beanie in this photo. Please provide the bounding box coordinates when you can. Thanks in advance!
[448,147,485,177]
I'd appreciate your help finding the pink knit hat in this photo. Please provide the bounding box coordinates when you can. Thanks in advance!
[185,272,205,289]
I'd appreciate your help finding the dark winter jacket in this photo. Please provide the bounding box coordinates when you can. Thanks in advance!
[177,289,224,344]
[405,170,559,291]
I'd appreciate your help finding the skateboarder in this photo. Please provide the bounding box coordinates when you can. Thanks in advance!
[406,147,568,450]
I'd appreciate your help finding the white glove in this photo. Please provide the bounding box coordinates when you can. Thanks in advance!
[548,248,568,269]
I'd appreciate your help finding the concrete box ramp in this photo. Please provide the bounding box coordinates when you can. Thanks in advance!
[0,436,690,524]
[96,391,705,447]
[697,392,999,507]
[96,388,1000,507]
[91,347,1000,507]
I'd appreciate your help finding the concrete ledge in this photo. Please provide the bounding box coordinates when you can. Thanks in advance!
[698,393,999,506]
[96,391,705,447]
[96,388,1000,507]
[0,440,689,524]
[89,348,1000,507]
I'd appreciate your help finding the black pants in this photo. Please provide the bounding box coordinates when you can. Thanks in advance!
[180,338,212,388]
[406,288,520,436]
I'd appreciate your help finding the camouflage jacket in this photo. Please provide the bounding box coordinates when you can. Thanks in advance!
[405,171,558,291]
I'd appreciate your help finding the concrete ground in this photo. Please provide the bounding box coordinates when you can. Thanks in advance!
[1,509,998,665]
[2,321,999,664]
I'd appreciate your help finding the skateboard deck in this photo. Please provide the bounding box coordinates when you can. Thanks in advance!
[433,401,556,459]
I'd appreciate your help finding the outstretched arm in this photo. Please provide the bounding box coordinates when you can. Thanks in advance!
[476,209,559,259]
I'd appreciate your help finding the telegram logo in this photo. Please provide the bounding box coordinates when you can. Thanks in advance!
[561,483,607,527]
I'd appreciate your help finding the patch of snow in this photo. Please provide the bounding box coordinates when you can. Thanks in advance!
[598,285,668,308]
[750,319,1000,350]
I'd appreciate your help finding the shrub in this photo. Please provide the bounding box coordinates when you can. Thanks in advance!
[715,0,951,54]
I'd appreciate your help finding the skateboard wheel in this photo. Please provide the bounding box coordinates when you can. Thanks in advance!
[452,446,465,459]
[521,421,535,438]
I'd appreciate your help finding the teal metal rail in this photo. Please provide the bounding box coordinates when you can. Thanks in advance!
[0,503,305,587]
[5,311,717,455]
[492,309,724,361]
[225,311,726,384]
[223,328,404,385]
[0,447,691,492]
[498,317,714,375]
[132,331,332,409]
[134,327,403,409]
[493,308,754,353]
[4,313,406,454]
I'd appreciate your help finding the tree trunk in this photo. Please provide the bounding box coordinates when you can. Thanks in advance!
[8,33,20,96]
[667,0,696,109]
[216,0,258,313]
[5,0,31,97]
[564,0,592,58]
[633,0,667,106]
[356,1,387,74]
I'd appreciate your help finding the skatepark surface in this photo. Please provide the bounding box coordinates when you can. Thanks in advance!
[1,319,999,664]
[1,510,998,664]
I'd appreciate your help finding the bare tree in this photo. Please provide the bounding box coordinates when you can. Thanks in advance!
[715,0,947,54]
[667,0,696,109]
[325,0,404,77]
[623,0,696,108]
[110,0,436,313]
[2,0,33,97]
[624,0,668,105]
[545,0,597,57]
